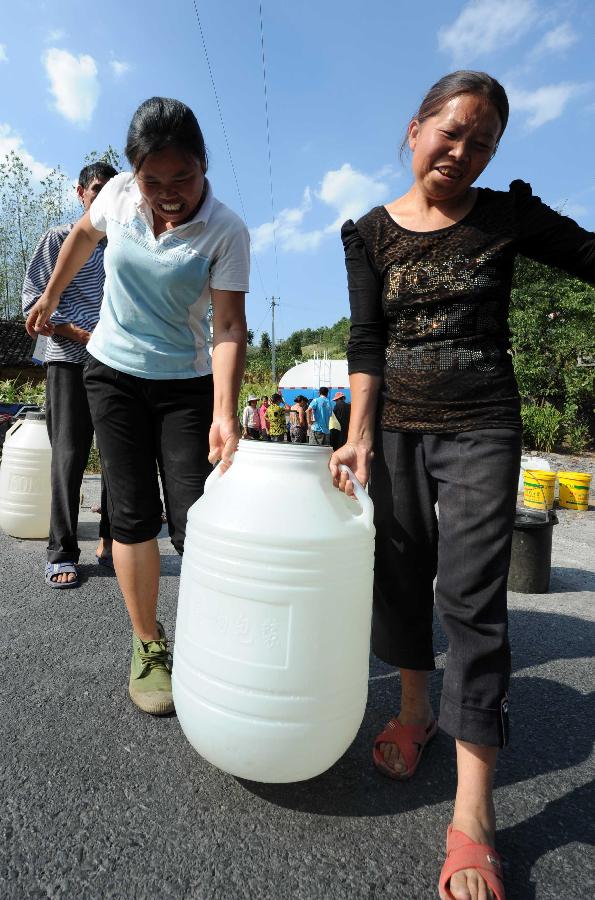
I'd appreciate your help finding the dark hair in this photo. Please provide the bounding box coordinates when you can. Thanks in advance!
[125,97,208,172]
[78,162,118,189]
[319,386,329,396]
[400,71,509,158]
[271,393,282,403]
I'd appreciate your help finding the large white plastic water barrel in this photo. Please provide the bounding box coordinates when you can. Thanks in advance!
[173,441,375,783]
[0,411,52,539]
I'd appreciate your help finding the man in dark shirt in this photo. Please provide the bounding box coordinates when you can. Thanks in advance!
[330,392,351,451]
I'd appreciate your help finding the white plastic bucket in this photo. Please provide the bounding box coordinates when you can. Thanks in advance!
[172,442,375,783]
[0,412,52,539]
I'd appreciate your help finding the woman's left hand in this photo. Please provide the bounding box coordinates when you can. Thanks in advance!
[208,415,240,473]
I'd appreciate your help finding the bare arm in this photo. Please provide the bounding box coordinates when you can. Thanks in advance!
[329,372,382,495]
[209,289,247,471]
[53,323,92,344]
[25,212,105,337]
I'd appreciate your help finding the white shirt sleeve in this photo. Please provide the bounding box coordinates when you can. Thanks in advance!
[88,172,129,232]
[209,216,250,293]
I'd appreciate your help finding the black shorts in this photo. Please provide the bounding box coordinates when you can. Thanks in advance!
[84,357,213,554]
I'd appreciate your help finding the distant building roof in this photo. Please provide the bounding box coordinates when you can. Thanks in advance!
[0,320,36,368]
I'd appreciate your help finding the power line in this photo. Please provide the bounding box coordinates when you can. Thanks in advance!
[258,1,280,296]
[251,306,272,339]
[191,1,268,299]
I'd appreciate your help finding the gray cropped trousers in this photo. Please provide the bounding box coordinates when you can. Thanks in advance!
[369,427,522,748]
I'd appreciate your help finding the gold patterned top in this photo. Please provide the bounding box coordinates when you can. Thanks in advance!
[342,180,595,432]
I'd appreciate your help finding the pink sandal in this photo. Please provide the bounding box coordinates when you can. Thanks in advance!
[439,825,505,900]
[372,717,438,780]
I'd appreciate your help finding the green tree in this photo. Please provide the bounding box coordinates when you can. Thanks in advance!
[510,255,595,447]
[83,145,124,172]
[0,146,121,320]
[0,152,44,318]
[281,332,302,357]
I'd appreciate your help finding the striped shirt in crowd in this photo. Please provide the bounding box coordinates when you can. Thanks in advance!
[22,224,106,364]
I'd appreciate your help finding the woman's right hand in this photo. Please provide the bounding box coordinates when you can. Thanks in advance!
[25,291,61,338]
[329,440,373,496]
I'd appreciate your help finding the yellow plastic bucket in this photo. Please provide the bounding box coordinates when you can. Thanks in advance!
[523,470,556,510]
[558,471,592,511]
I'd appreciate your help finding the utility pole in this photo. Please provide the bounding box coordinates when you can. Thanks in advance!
[271,296,278,383]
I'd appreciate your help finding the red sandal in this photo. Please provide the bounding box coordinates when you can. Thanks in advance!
[439,825,505,900]
[372,717,438,780]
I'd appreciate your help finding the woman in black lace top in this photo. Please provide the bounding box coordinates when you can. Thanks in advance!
[330,71,595,900]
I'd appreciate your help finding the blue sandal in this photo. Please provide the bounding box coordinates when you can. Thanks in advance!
[45,561,79,589]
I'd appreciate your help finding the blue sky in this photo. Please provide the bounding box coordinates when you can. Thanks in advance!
[2,0,594,340]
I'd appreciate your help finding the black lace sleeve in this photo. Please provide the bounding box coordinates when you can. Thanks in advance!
[341,219,387,377]
[512,180,595,285]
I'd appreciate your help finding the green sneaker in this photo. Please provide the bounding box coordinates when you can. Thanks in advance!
[128,622,174,715]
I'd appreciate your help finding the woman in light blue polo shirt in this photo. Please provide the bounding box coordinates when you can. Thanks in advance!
[26,97,250,717]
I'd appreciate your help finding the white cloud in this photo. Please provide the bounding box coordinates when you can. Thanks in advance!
[43,48,100,125]
[438,0,537,62]
[0,123,52,180]
[507,81,590,129]
[46,29,66,43]
[319,163,389,230]
[0,44,7,62]
[251,188,325,253]
[110,59,132,78]
[251,164,390,253]
[531,22,577,57]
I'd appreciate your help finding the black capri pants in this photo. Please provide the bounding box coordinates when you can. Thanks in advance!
[84,357,213,555]
[369,428,522,748]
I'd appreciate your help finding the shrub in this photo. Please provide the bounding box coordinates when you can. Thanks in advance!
[0,377,46,405]
[86,447,102,474]
[511,255,594,446]
[521,402,562,452]
[565,422,591,453]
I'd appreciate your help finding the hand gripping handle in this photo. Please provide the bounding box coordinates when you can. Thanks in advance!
[203,461,225,494]
[339,464,374,531]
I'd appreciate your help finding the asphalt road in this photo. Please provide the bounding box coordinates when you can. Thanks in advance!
[2,481,594,900]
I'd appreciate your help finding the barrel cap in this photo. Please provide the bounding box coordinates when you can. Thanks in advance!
[25,410,46,421]
[514,507,558,529]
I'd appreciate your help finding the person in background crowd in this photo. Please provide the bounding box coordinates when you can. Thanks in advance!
[330,391,351,452]
[289,395,308,443]
[25,97,249,718]
[279,394,291,442]
[266,392,286,442]
[22,161,118,588]
[307,386,332,446]
[331,70,595,900]
[259,396,270,440]
[242,396,261,439]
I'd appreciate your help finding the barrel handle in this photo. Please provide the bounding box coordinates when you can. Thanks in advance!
[339,464,374,531]
[203,456,236,494]
[6,421,23,438]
